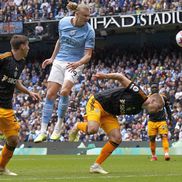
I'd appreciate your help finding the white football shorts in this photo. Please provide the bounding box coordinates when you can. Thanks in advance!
[48,60,84,85]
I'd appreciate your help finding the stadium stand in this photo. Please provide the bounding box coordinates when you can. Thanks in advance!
[10,45,181,142]
[0,0,181,143]
[0,0,181,22]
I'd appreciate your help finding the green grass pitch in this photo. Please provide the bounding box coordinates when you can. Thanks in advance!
[1,155,182,182]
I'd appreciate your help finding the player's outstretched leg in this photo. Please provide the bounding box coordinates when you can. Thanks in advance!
[162,134,170,161]
[51,96,69,140]
[149,136,158,161]
[0,143,17,176]
[69,123,79,142]
[34,98,54,143]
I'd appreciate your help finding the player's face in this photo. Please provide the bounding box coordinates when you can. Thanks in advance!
[77,8,90,26]
[21,41,29,58]
[143,96,162,113]
[143,100,156,113]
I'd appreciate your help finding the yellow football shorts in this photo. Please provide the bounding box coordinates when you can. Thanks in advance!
[86,95,120,134]
[0,108,20,138]
[148,121,168,136]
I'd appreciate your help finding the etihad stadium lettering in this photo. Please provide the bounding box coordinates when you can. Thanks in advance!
[90,11,182,29]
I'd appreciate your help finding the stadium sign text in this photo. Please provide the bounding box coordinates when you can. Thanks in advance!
[90,11,182,29]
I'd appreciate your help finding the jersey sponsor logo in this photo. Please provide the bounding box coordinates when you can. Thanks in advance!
[62,36,80,46]
[1,75,17,84]
[69,30,76,36]
[129,83,139,92]
[119,99,125,114]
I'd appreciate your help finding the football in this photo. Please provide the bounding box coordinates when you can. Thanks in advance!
[176,31,182,47]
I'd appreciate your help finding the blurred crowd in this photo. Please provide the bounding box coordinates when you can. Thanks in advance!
[0,0,182,22]
[10,45,182,142]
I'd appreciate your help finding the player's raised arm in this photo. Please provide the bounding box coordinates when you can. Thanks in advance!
[93,72,132,88]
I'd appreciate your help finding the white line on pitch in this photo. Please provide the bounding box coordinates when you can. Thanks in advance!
[0,173,182,181]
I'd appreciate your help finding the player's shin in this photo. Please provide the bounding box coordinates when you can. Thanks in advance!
[149,141,156,156]
[77,122,88,133]
[95,141,119,165]
[53,96,69,134]
[0,143,15,169]
[162,135,169,153]
[69,122,88,142]
[41,98,54,134]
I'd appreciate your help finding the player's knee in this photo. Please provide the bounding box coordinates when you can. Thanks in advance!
[113,137,122,144]
[149,136,156,142]
[60,88,71,96]
[87,126,98,134]
[7,136,19,148]
[110,134,122,144]
[46,90,57,100]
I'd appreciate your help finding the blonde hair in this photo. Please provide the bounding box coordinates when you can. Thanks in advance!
[67,2,90,12]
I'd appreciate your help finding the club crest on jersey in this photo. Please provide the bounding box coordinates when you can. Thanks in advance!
[69,30,76,36]
[94,109,99,113]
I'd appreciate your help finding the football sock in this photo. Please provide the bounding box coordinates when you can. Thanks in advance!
[162,136,169,153]
[58,96,69,119]
[0,143,14,169]
[53,118,64,134]
[53,96,69,133]
[149,141,156,156]
[41,98,54,134]
[95,141,119,165]
[77,122,88,133]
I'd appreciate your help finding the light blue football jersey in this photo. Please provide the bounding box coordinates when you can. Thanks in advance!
[55,16,95,62]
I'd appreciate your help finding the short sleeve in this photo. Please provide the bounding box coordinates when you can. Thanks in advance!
[127,82,148,101]
[85,29,95,49]
[58,20,62,38]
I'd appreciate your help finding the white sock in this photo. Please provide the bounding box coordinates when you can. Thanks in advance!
[40,123,48,134]
[53,118,64,134]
